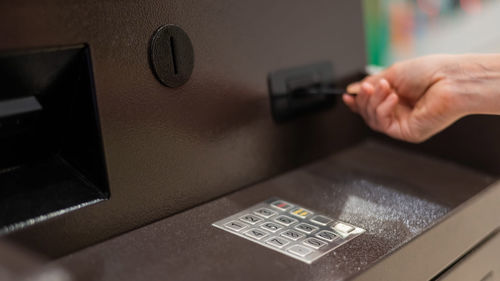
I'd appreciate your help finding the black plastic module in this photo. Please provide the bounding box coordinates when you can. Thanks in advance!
[0,45,109,232]
[268,62,336,122]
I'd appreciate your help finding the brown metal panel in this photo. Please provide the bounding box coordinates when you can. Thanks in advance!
[0,1,367,256]
[437,231,500,281]
[52,141,496,281]
[353,181,500,281]
[379,115,500,176]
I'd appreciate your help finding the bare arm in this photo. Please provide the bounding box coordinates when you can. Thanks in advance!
[343,54,500,143]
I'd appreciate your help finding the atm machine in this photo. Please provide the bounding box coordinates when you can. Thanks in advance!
[0,1,499,280]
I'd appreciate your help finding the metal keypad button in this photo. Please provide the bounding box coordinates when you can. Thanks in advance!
[295,223,318,234]
[244,228,269,240]
[266,236,290,248]
[274,215,297,226]
[280,229,305,241]
[239,214,262,225]
[224,220,248,232]
[310,215,333,226]
[254,208,277,218]
[315,230,338,242]
[289,207,313,219]
[332,222,355,234]
[287,245,313,257]
[261,222,283,233]
[270,200,293,211]
[303,237,327,249]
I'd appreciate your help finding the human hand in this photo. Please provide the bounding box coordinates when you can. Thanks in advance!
[342,54,500,143]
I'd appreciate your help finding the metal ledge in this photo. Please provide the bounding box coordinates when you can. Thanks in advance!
[51,140,497,281]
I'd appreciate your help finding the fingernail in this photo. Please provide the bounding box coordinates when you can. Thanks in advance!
[347,82,360,93]
[342,94,352,102]
[379,78,390,90]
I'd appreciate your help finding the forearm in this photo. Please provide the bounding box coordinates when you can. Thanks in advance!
[450,54,500,115]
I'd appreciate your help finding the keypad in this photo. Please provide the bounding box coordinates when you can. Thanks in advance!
[261,222,283,233]
[254,208,277,218]
[303,237,327,249]
[332,222,355,234]
[266,236,290,248]
[315,230,338,242]
[289,207,313,219]
[244,228,269,240]
[274,215,297,226]
[281,229,304,241]
[224,220,248,232]
[240,214,262,225]
[310,215,333,226]
[270,200,293,211]
[294,223,319,234]
[287,245,313,257]
[212,197,365,264]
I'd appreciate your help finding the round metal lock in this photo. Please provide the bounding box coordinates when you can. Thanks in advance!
[149,24,194,88]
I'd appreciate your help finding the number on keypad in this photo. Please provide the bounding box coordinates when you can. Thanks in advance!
[261,222,282,233]
[280,229,304,241]
[295,223,318,234]
[266,237,290,248]
[274,215,297,226]
[240,214,262,225]
[245,228,269,240]
[303,237,327,249]
[316,230,338,242]
[254,208,276,218]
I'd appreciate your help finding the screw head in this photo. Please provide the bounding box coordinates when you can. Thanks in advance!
[149,24,194,88]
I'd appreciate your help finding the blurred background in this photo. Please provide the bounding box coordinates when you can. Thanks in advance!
[363,0,500,67]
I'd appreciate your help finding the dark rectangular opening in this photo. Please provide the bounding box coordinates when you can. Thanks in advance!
[0,45,109,232]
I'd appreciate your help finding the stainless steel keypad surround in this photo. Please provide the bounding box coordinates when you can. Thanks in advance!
[212,198,365,264]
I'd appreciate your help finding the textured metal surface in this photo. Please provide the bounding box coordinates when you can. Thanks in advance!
[212,197,365,264]
[54,141,496,281]
[379,115,500,176]
[0,1,367,256]
[436,231,500,281]
[0,241,73,281]
[353,181,500,281]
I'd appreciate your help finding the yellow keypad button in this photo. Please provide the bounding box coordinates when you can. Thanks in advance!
[289,207,313,218]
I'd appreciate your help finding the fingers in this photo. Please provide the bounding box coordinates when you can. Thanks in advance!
[346,72,384,94]
[356,82,375,126]
[342,94,358,113]
[347,82,361,94]
[343,78,400,133]
[367,79,391,122]
[375,93,398,130]
[343,81,373,115]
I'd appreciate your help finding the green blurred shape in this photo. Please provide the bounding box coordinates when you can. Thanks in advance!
[363,0,390,66]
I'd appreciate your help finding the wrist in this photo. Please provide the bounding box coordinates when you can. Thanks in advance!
[442,54,500,116]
